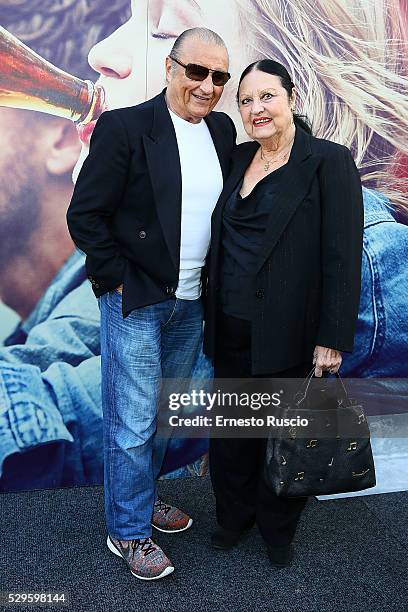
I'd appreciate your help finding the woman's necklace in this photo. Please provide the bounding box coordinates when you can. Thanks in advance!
[260,135,295,172]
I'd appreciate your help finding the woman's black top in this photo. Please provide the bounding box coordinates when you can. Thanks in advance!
[219,162,290,320]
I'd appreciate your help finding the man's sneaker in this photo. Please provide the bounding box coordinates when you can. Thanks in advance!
[152,498,193,533]
[107,535,174,580]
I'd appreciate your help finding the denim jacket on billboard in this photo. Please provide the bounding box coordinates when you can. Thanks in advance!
[0,188,407,490]
[340,189,408,377]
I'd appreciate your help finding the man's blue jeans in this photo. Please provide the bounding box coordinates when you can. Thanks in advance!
[99,290,203,540]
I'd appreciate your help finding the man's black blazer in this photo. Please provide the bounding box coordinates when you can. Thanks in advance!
[203,126,364,375]
[66,90,236,318]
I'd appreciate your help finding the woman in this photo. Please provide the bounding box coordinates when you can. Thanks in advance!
[203,59,364,567]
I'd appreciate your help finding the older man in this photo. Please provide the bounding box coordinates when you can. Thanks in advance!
[67,27,235,580]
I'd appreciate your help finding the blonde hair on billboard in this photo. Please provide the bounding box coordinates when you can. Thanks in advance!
[237,0,408,214]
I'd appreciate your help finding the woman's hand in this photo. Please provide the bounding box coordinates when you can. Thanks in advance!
[313,345,342,377]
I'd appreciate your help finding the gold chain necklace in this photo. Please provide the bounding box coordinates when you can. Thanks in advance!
[260,135,295,172]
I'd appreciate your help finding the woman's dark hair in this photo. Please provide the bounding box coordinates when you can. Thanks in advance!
[237,60,312,134]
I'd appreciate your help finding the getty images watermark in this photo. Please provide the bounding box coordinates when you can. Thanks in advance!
[156,377,408,439]
[166,388,309,431]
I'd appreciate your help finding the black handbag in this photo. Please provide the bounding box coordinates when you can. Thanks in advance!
[264,367,376,497]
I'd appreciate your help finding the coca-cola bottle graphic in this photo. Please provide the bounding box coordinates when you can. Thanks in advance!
[0,25,105,125]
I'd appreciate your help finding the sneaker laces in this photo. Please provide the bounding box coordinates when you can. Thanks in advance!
[154,498,171,516]
[130,538,157,558]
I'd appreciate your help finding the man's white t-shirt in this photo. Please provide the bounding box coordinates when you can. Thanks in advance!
[169,108,223,300]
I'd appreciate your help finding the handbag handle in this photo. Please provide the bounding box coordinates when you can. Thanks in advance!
[334,372,348,398]
[293,366,317,405]
[294,367,349,406]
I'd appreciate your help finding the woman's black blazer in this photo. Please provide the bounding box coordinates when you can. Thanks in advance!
[203,126,364,375]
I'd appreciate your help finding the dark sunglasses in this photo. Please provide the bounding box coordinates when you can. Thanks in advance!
[169,56,231,86]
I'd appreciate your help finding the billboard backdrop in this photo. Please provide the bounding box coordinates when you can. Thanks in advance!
[0,0,407,494]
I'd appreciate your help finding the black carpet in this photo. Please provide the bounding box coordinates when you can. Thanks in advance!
[0,477,407,612]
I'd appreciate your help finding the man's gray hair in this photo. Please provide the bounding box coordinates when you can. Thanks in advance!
[169,27,228,64]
